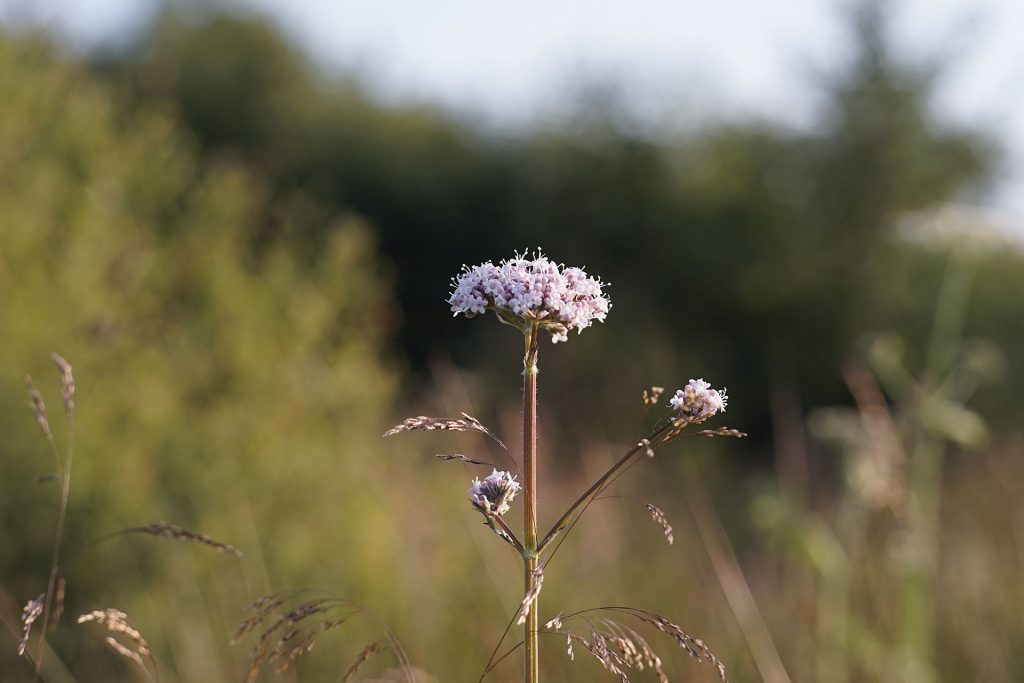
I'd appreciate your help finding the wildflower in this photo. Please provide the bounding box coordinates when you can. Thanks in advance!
[448,251,610,342]
[468,469,521,516]
[670,379,727,422]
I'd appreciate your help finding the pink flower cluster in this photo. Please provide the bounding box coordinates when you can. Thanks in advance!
[670,379,727,422]
[449,252,610,342]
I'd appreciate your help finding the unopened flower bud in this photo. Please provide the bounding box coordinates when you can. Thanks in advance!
[468,469,521,516]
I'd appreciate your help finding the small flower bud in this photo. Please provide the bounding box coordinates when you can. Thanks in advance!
[468,469,521,516]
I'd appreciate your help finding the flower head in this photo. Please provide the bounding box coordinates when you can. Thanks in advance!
[449,250,610,342]
[468,469,521,516]
[670,379,727,423]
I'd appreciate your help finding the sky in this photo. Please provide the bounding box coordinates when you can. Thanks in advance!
[4,0,1024,229]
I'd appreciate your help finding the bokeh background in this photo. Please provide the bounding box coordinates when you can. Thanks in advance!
[2,0,1023,680]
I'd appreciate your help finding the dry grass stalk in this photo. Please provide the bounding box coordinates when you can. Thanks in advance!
[235,593,363,683]
[596,618,669,682]
[273,631,319,672]
[341,640,385,682]
[630,610,727,681]
[245,599,409,681]
[435,453,493,466]
[572,631,629,683]
[662,418,698,444]
[125,522,243,556]
[383,413,506,451]
[50,353,75,413]
[77,609,151,655]
[25,376,53,443]
[232,594,286,643]
[692,427,748,439]
[645,504,674,545]
[619,623,668,683]
[50,573,66,631]
[32,353,78,677]
[642,386,665,409]
[546,607,727,682]
[640,387,666,423]
[105,636,145,668]
[77,608,157,679]
[515,568,544,626]
[18,593,45,656]
[542,613,563,630]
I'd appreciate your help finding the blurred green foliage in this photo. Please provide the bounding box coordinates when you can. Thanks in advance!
[2,1,1024,681]
[95,2,1022,444]
[0,34,412,680]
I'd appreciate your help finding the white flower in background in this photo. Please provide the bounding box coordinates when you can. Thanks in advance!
[468,469,521,516]
[670,379,727,422]
[449,251,610,342]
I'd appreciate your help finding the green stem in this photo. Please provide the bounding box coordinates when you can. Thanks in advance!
[522,325,540,683]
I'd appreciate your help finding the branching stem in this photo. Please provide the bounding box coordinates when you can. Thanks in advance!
[538,421,673,553]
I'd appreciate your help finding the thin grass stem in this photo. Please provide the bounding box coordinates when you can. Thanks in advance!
[539,421,672,554]
[34,367,73,680]
[478,607,523,682]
